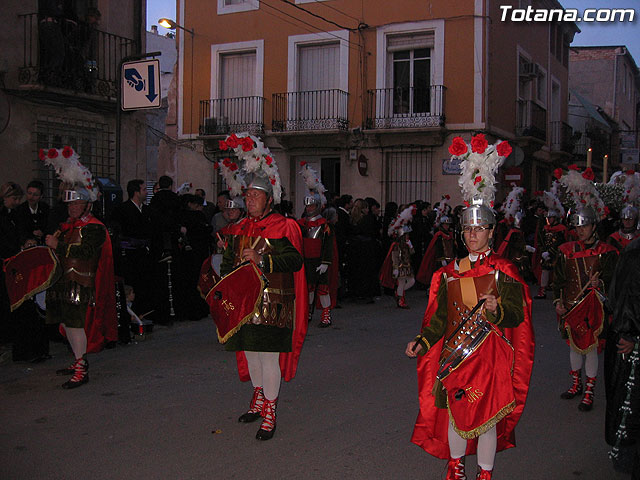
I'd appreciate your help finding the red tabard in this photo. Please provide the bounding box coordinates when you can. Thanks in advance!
[441,329,516,438]
[411,254,534,459]
[379,241,398,289]
[3,246,61,311]
[563,289,604,353]
[417,231,454,285]
[302,237,323,258]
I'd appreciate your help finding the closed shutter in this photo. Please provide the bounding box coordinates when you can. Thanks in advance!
[298,43,339,91]
[220,51,256,98]
[387,32,434,52]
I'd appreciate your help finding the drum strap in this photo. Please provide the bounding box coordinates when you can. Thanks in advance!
[458,257,478,309]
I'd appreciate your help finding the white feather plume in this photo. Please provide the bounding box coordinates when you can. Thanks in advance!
[542,189,565,218]
[388,205,416,237]
[559,169,606,218]
[502,184,525,220]
[434,196,450,226]
[299,163,327,205]
[40,146,97,201]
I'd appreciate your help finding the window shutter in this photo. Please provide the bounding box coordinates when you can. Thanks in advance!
[387,32,434,52]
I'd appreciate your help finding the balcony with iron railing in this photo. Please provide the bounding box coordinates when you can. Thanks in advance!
[199,97,264,136]
[516,100,547,141]
[550,121,574,153]
[365,86,445,129]
[272,89,348,132]
[18,13,137,99]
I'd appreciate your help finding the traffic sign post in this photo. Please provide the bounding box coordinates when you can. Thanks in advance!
[121,59,161,110]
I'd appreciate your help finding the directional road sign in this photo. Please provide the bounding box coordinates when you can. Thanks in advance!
[121,59,161,110]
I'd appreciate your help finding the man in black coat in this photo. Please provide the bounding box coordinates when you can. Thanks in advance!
[606,237,640,478]
[109,179,154,315]
[334,194,352,299]
[14,180,50,245]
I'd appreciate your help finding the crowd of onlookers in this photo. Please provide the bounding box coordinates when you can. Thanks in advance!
[1,175,628,364]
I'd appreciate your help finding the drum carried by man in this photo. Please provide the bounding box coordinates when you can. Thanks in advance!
[405,134,534,480]
[199,133,307,441]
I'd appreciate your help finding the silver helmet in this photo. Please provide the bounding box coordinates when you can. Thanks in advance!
[461,204,496,227]
[225,196,245,210]
[245,173,272,197]
[63,187,93,202]
[304,193,322,206]
[568,206,598,226]
[440,215,453,225]
[513,211,524,229]
[621,205,638,221]
[546,209,561,219]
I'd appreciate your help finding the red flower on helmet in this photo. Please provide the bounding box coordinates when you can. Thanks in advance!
[474,176,483,185]
[218,140,228,151]
[229,163,238,171]
[496,141,512,158]
[568,164,579,171]
[222,158,231,166]
[580,199,587,204]
[445,194,451,200]
[270,178,276,185]
[265,156,273,166]
[553,168,563,180]
[38,149,46,161]
[241,137,254,152]
[627,170,636,175]
[448,137,468,156]
[471,134,488,154]
[582,168,595,181]
[47,148,58,158]
[464,201,470,207]
[300,161,307,166]
[62,146,74,158]
[604,206,610,216]
[213,162,219,170]
[226,134,240,149]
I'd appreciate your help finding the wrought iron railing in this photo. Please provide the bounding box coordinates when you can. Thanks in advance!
[199,97,264,136]
[272,89,348,132]
[366,85,445,129]
[18,12,137,98]
[516,100,547,141]
[550,121,574,153]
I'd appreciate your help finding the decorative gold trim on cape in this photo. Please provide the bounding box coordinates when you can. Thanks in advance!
[449,399,516,439]
[9,248,61,312]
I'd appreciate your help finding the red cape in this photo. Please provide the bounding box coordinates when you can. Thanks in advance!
[495,227,522,258]
[59,216,117,353]
[379,241,398,290]
[411,253,535,458]
[417,231,453,285]
[233,213,308,382]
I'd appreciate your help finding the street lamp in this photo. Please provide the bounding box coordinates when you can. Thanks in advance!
[158,18,194,35]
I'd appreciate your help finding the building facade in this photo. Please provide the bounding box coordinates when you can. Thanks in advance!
[167,0,577,210]
[1,0,147,209]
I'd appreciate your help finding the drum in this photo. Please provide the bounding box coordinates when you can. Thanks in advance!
[438,313,494,381]
[198,255,222,300]
[205,262,266,343]
[3,246,62,312]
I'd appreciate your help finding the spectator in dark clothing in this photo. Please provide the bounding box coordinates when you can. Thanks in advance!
[1,182,24,346]
[195,188,217,224]
[410,202,434,275]
[177,194,212,320]
[335,194,353,298]
[109,179,155,315]
[348,199,379,303]
[14,180,50,245]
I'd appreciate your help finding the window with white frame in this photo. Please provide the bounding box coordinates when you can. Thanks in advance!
[208,40,264,133]
[217,0,258,15]
[376,21,444,126]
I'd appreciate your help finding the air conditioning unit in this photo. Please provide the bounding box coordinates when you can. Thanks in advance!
[520,62,541,78]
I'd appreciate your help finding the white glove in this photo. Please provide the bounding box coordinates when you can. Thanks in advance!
[541,251,550,261]
[406,239,414,250]
[393,269,399,277]
[525,245,536,253]
[316,264,329,274]
[441,259,448,266]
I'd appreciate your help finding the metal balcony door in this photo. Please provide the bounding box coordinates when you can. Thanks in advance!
[296,43,339,121]
[220,52,256,127]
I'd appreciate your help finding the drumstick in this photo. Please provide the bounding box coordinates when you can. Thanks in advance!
[575,271,600,299]
[139,310,155,319]
[53,230,61,238]
[249,236,262,250]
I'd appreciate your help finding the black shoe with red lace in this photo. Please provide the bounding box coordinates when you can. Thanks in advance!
[62,356,89,389]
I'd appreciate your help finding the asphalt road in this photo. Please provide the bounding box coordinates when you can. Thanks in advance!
[0,288,630,479]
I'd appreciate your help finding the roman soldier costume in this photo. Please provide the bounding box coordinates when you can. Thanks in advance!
[553,166,619,412]
[533,188,567,299]
[608,205,640,251]
[211,133,308,441]
[297,163,335,327]
[409,135,534,480]
[41,146,117,389]
[495,186,534,280]
[380,205,417,308]
[417,213,455,287]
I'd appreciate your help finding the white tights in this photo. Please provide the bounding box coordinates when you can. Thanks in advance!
[396,277,415,296]
[309,292,331,309]
[62,325,87,360]
[448,422,496,471]
[569,348,598,378]
[245,351,281,401]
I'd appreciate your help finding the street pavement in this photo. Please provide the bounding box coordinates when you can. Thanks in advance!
[0,287,631,479]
